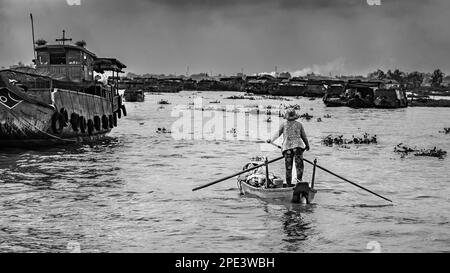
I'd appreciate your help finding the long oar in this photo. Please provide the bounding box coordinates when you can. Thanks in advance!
[268,142,392,203]
[192,155,284,192]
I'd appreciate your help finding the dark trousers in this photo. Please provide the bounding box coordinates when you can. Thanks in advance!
[283,148,304,185]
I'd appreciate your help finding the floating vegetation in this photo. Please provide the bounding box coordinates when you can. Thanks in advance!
[261,95,292,101]
[245,104,260,108]
[300,113,313,120]
[394,143,447,159]
[225,95,256,100]
[323,114,332,118]
[285,104,301,110]
[317,118,322,122]
[322,135,345,146]
[415,148,447,158]
[251,156,265,162]
[265,117,272,123]
[439,128,450,134]
[209,100,221,104]
[394,143,415,154]
[158,99,170,105]
[157,127,171,134]
[322,133,378,147]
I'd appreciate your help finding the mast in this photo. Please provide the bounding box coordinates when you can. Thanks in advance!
[30,13,36,60]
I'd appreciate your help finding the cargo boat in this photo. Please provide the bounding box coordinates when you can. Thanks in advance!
[124,89,145,102]
[0,31,127,148]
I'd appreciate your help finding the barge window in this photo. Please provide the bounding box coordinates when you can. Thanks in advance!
[37,52,49,65]
[50,52,67,65]
[67,50,81,65]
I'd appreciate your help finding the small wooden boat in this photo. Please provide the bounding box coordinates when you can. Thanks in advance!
[238,180,316,204]
[237,159,318,204]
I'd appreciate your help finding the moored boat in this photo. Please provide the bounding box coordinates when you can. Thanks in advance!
[124,89,145,102]
[373,88,408,108]
[323,83,347,107]
[269,78,307,96]
[304,82,326,97]
[0,30,127,148]
[345,81,377,108]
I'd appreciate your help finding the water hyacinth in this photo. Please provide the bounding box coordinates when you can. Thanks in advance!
[156,127,171,134]
[300,113,313,120]
[285,104,301,110]
[225,95,257,100]
[158,99,171,105]
[394,143,447,159]
[322,133,378,147]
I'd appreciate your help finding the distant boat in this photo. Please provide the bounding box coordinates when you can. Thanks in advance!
[269,78,307,96]
[373,88,408,109]
[323,83,347,107]
[0,31,127,148]
[345,81,377,109]
[322,80,408,109]
[147,78,183,93]
[124,89,145,102]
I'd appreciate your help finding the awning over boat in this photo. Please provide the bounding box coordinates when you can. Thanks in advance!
[93,58,127,73]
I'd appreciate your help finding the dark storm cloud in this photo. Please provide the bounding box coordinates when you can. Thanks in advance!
[1,0,450,75]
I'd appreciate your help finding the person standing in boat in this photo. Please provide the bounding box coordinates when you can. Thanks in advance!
[267,108,310,186]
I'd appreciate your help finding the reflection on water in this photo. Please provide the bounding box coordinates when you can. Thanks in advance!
[282,210,310,242]
[1,91,449,252]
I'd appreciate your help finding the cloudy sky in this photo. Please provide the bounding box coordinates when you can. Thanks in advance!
[1,0,449,76]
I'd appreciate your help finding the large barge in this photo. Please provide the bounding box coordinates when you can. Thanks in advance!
[0,31,127,147]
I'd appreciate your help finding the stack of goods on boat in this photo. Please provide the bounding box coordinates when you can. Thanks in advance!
[0,32,127,147]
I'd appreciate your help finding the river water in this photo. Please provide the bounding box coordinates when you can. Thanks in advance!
[0,91,449,253]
